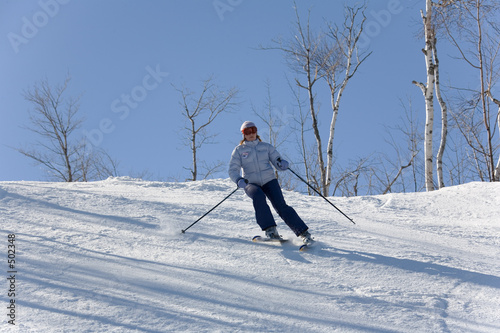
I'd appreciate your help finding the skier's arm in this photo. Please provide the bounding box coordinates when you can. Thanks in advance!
[268,145,282,170]
[228,148,243,184]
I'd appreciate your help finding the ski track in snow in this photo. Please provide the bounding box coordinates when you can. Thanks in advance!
[0,177,499,332]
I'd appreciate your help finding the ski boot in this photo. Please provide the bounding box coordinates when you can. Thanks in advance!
[299,230,314,246]
[265,226,282,240]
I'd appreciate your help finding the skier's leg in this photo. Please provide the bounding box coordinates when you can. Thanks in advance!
[245,183,276,231]
[262,179,308,236]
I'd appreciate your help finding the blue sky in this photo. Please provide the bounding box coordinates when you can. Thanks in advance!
[0,0,469,182]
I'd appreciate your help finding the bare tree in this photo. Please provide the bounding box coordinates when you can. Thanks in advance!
[445,133,477,184]
[413,0,437,191]
[77,143,120,182]
[322,4,371,196]
[449,93,491,180]
[264,4,327,194]
[251,79,291,150]
[379,97,424,194]
[486,91,500,180]
[332,156,375,197]
[412,0,453,191]
[288,78,315,195]
[175,77,239,181]
[18,76,119,182]
[264,3,369,196]
[437,0,500,182]
[251,79,295,187]
[19,76,83,182]
[433,38,449,189]
[382,152,419,194]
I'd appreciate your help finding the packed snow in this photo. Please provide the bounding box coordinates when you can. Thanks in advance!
[0,177,499,332]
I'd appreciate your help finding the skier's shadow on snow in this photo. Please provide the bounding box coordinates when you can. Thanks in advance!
[318,247,500,289]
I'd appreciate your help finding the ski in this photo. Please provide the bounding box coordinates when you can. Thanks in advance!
[252,235,288,244]
[299,240,315,252]
[299,244,310,251]
[253,235,315,251]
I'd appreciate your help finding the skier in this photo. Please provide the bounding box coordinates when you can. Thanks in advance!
[228,121,314,245]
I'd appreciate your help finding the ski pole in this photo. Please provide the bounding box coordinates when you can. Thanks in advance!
[181,187,239,234]
[282,161,355,225]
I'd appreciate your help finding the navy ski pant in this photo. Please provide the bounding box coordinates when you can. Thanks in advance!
[244,179,308,236]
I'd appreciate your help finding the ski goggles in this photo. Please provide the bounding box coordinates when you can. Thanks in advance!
[242,126,257,135]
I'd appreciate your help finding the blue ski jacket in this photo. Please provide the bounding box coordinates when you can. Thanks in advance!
[228,140,282,186]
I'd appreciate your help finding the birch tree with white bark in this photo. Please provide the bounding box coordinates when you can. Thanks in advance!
[433,38,448,189]
[263,4,327,194]
[265,3,370,196]
[322,4,371,196]
[413,0,438,191]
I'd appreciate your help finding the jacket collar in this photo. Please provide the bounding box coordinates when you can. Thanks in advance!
[243,140,259,147]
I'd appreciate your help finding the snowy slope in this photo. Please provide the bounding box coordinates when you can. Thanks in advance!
[1,177,499,332]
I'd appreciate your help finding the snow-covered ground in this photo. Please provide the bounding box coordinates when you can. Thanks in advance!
[1,177,499,332]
